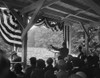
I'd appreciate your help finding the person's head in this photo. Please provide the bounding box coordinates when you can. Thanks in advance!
[58,56,63,60]
[36,59,45,69]
[62,42,66,47]
[57,60,66,71]
[14,63,22,73]
[30,57,36,66]
[64,55,73,61]
[0,54,10,78]
[46,58,53,65]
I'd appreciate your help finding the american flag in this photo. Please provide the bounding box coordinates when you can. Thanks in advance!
[0,9,22,46]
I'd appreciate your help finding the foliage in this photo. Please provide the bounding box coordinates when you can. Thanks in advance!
[0,36,13,56]
[28,24,85,54]
[28,26,63,48]
[1,22,100,56]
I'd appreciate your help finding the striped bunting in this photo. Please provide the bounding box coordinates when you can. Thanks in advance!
[0,9,22,46]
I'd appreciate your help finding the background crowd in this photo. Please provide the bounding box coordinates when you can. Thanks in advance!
[0,46,100,78]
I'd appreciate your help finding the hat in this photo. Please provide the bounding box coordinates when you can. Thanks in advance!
[76,72,87,78]
[69,74,82,78]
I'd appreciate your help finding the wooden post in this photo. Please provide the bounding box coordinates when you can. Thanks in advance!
[79,22,89,55]
[85,32,89,55]
[63,23,67,48]
[67,25,69,49]
[64,22,70,49]
[22,34,27,68]
[69,25,72,54]
[22,15,28,68]
[22,0,45,39]
[64,21,72,54]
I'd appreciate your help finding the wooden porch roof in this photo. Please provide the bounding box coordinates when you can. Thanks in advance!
[0,0,100,23]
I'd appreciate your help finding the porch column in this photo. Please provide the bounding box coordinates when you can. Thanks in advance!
[68,25,72,54]
[22,15,28,68]
[64,22,71,54]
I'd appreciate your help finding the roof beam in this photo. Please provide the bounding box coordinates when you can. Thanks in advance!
[57,1,99,17]
[49,4,77,15]
[0,1,26,9]
[22,0,45,39]
[42,8,68,17]
[20,1,38,14]
[69,15,95,23]
[63,6,100,22]
[58,1,100,17]
[84,0,100,15]
[78,13,100,22]
[61,0,90,10]
[88,9,100,16]
[68,16,91,23]
[55,1,80,11]
[42,0,60,9]
[46,6,68,14]
[21,0,60,14]
[46,6,98,22]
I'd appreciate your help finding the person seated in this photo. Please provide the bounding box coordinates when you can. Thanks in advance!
[45,58,54,72]
[0,54,17,78]
[44,58,57,78]
[31,59,45,78]
[56,60,68,78]
[14,63,24,78]
[71,57,86,74]
[6,59,17,78]
[25,57,36,78]
[65,61,73,76]
[11,52,21,62]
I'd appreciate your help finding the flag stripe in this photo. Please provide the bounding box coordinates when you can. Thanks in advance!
[8,16,19,29]
[2,12,21,33]
[9,15,17,26]
[0,25,22,42]
[0,9,22,46]
[0,18,21,39]
[0,28,22,45]
[1,17,21,36]
[3,10,17,27]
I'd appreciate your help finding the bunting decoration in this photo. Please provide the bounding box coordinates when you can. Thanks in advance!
[0,9,22,47]
[34,15,63,31]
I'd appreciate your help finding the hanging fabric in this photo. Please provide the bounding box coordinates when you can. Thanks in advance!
[0,9,22,47]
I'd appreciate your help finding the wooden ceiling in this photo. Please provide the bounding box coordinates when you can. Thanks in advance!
[0,0,100,23]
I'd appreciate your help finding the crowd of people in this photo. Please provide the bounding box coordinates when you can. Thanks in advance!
[0,46,100,78]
